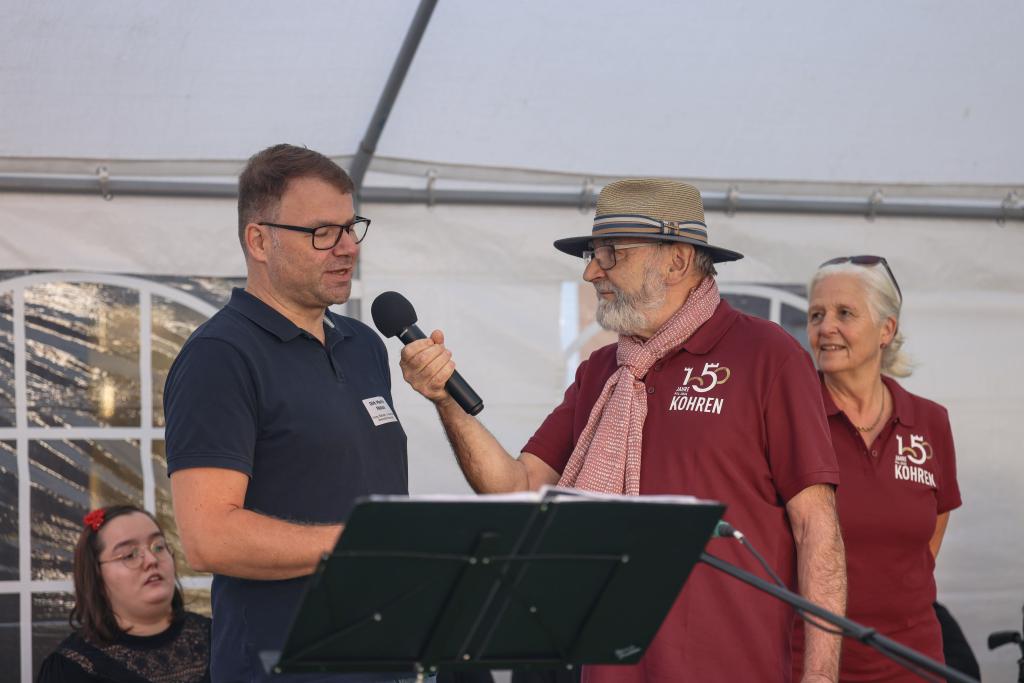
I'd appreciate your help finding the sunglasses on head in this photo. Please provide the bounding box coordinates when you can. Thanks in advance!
[820,255,902,302]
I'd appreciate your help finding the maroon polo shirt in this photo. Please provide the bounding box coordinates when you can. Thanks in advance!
[794,375,962,681]
[524,300,840,683]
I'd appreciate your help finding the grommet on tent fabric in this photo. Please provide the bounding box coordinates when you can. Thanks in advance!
[999,190,1020,226]
[579,176,595,213]
[96,166,113,201]
[725,184,740,217]
[425,168,437,207]
[867,189,884,222]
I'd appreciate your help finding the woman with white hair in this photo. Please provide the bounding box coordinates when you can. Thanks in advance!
[793,255,962,682]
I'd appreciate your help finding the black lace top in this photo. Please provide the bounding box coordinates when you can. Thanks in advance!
[36,612,211,683]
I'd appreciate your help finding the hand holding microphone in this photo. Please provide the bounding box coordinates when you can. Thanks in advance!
[371,292,484,416]
[401,328,459,405]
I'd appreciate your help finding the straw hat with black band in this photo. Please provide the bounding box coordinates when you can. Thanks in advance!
[553,178,744,263]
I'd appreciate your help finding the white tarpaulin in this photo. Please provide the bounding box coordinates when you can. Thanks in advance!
[2,1,1022,185]
[2,191,1022,679]
[1,0,1022,681]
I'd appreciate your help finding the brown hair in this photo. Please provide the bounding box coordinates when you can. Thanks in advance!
[70,504,185,644]
[237,143,355,253]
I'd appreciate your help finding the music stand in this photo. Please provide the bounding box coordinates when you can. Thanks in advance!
[266,487,723,678]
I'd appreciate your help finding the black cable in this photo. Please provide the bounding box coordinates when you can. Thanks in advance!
[736,534,784,586]
[701,550,978,683]
[717,522,845,636]
[861,643,946,683]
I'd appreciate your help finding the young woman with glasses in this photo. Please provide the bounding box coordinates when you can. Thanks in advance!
[37,504,211,682]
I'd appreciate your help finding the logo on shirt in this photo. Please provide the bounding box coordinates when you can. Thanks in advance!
[893,433,936,487]
[668,362,730,414]
[613,645,642,660]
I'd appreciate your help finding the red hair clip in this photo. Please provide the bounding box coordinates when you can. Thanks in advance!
[83,509,106,532]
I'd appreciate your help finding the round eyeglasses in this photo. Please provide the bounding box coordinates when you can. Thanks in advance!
[258,216,371,249]
[581,242,657,270]
[99,539,172,570]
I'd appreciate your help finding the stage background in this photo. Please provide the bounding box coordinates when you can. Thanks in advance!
[1,1,1021,681]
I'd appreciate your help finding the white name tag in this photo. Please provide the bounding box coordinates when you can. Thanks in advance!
[362,396,398,426]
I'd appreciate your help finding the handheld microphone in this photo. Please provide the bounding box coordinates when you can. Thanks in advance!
[370,291,484,416]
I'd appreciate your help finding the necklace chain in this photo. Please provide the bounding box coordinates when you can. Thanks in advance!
[855,385,886,432]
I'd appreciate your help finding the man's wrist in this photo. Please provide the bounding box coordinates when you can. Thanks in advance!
[433,395,457,411]
[801,674,837,683]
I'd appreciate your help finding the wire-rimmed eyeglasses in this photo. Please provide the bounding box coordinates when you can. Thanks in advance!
[99,539,172,570]
[258,216,371,249]
[820,255,902,302]
[581,242,657,270]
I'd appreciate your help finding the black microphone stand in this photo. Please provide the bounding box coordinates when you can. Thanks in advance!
[700,552,978,683]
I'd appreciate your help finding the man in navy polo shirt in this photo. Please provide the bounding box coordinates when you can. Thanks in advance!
[164,144,409,682]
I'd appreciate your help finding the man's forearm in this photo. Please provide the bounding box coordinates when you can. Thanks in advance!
[797,506,847,681]
[435,397,530,493]
[181,507,341,580]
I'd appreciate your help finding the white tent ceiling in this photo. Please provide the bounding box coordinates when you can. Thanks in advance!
[1,0,1022,189]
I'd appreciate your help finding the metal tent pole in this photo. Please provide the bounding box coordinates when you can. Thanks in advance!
[348,0,438,195]
[2,173,1019,222]
[346,0,437,318]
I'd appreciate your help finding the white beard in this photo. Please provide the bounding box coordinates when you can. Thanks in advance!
[594,261,668,336]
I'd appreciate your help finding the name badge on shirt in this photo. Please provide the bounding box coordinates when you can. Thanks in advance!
[362,396,398,426]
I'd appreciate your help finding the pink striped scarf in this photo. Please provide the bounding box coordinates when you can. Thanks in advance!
[558,277,721,495]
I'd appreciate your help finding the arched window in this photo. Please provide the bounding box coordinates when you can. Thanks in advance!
[0,272,228,681]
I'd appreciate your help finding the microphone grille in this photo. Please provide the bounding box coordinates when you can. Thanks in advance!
[370,291,418,338]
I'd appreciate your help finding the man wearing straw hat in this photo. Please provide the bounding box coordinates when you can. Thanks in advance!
[400,178,845,682]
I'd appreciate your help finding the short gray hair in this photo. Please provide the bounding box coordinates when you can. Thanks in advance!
[809,261,912,377]
[692,246,718,278]
[638,241,717,278]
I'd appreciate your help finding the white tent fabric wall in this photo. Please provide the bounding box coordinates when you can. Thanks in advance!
[362,203,1024,683]
[2,0,1022,679]
[0,193,244,276]
[3,192,1021,680]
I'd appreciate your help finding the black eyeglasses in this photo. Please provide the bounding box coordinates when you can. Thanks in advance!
[258,216,371,249]
[581,242,657,270]
[820,255,902,302]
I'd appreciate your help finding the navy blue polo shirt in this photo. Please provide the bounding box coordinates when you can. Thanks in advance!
[164,288,408,682]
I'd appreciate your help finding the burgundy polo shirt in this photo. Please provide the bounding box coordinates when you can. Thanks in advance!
[524,300,840,683]
[795,375,962,681]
